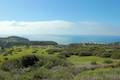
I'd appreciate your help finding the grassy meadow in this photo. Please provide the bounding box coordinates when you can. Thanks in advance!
[67,55,112,65]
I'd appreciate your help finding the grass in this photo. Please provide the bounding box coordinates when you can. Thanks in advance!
[74,67,120,80]
[0,47,49,63]
[67,55,112,65]
[0,47,61,64]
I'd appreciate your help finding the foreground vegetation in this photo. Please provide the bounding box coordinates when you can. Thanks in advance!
[0,36,120,80]
[75,67,120,80]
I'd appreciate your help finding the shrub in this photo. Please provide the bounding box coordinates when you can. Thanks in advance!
[32,51,37,53]
[103,60,113,64]
[16,48,22,52]
[1,59,21,72]
[3,54,8,56]
[111,53,120,59]
[32,67,50,80]
[78,51,93,56]
[43,56,70,68]
[60,50,72,57]
[0,70,12,80]
[50,66,74,80]
[32,50,38,53]
[3,50,13,56]
[1,55,39,72]
[90,61,97,65]
[4,57,8,61]
[116,61,120,67]
[18,67,50,80]
[100,52,112,58]
[35,55,71,69]
[47,49,62,54]
[20,55,39,67]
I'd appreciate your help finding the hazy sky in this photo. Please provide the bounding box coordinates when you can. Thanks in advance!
[0,0,120,36]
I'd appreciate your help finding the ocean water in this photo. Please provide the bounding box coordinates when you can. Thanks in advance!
[24,35,120,44]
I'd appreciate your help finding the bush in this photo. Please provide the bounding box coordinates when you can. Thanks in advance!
[90,61,97,65]
[3,50,13,56]
[78,51,93,56]
[1,59,21,72]
[47,49,62,54]
[32,67,50,80]
[32,51,37,53]
[103,60,113,64]
[18,67,50,80]
[32,49,38,53]
[0,70,12,80]
[116,61,120,67]
[1,55,39,72]
[100,52,112,58]
[59,51,71,57]
[50,66,74,80]
[35,55,71,69]
[44,56,70,68]
[111,53,120,59]
[16,48,22,52]
[4,57,8,61]
[20,55,39,67]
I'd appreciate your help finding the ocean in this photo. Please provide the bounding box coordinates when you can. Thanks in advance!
[24,35,120,44]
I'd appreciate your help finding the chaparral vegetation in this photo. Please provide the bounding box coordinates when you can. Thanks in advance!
[0,36,120,80]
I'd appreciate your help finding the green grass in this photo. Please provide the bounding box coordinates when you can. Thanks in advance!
[67,55,112,65]
[0,47,49,63]
[74,67,120,80]
[0,47,61,63]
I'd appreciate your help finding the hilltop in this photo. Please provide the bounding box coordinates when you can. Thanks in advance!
[0,36,58,48]
[0,36,29,43]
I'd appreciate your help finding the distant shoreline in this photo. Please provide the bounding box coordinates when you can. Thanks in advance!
[0,35,120,44]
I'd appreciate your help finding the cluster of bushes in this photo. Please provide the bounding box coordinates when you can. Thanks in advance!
[0,43,120,80]
[75,67,120,80]
[36,55,71,69]
[0,66,74,80]
[58,45,120,60]
[111,52,120,59]
[30,41,58,45]
[1,55,39,72]
[0,53,71,71]
[2,48,23,56]
[0,53,74,80]
[47,48,63,54]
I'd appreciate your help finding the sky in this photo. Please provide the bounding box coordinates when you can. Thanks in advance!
[0,0,120,36]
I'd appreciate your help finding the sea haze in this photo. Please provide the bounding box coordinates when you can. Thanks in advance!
[21,35,120,44]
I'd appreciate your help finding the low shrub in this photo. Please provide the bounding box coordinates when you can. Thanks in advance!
[20,55,39,67]
[1,55,39,71]
[90,61,97,65]
[50,66,74,80]
[4,57,8,61]
[1,59,21,72]
[47,49,62,54]
[32,50,38,53]
[34,55,71,69]
[78,51,93,56]
[32,67,50,80]
[100,52,112,58]
[60,50,72,57]
[0,70,12,80]
[103,60,113,64]
[43,55,70,69]
[111,53,120,59]
[16,48,22,52]
[116,61,120,67]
